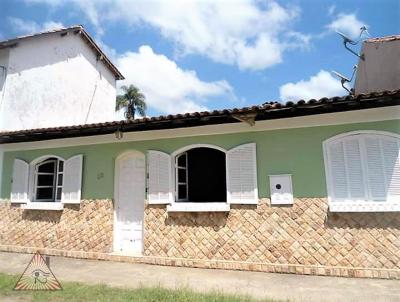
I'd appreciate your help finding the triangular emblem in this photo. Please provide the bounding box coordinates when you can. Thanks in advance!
[14,252,62,290]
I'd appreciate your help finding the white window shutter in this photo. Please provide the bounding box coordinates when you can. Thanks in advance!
[148,150,173,204]
[227,143,258,204]
[327,141,348,200]
[343,138,366,199]
[364,137,387,201]
[380,137,400,202]
[11,159,30,203]
[61,155,83,204]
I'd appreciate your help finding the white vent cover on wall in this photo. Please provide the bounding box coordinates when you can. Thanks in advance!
[269,174,294,205]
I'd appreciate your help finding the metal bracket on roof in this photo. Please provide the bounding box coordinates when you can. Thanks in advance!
[0,42,18,50]
[232,112,257,126]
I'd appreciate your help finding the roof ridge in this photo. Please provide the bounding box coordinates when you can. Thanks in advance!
[0,25,124,80]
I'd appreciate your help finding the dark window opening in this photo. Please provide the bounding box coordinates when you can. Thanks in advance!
[34,157,64,202]
[176,147,226,202]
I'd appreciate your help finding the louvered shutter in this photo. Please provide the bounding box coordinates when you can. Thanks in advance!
[148,150,172,204]
[227,143,258,204]
[11,159,30,203]
[383,138,400,202]
[61,155,83,204]
[327,141,348,200]
[364,137,387,201]
[343,138,366,199]
[328,138,366,201]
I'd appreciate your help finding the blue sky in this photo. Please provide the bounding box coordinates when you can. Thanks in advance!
[0,0,398,116]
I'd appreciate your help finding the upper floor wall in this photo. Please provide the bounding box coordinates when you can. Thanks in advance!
[0,32,117,131]
[355,37,400,95]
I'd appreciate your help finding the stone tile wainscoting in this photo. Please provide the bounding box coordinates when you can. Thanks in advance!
[0,200,114,252]
[0,198,399,279]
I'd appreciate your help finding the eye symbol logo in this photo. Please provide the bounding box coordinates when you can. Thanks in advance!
[31,269,50,284]
[14,252,62,290]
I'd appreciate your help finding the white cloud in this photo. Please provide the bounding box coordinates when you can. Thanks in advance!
[116,45,234,114]
[23,0,309,71]
[327,13,367,39]
[8,17,64,35]
[279,70,344,102]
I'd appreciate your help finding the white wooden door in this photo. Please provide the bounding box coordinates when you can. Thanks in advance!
[114,152,145,254]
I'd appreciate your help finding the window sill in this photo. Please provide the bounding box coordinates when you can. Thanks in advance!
[329,201,400,212]
[21,202,64,211]
[167,202,230,212]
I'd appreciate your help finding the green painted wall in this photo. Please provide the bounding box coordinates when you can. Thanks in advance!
[1,120,399,199]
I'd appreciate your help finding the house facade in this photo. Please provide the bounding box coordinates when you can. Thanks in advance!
[0,33,399,279]
[0,90,399,279]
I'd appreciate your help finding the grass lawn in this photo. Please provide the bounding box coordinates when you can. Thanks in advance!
[0,273,282,302]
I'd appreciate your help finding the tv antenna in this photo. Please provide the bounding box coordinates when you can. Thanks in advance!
[336,26,369,60]
[332,65,357,95]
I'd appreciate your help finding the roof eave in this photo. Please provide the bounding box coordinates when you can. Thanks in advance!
[0,90,398,145]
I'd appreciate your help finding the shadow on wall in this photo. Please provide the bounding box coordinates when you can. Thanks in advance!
[21,204,80,223]
[325,212,400,229]
[165,211,228,229]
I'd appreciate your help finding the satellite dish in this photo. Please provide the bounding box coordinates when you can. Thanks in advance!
[336,27,368,60]
[332,65,357,95]
[332,70,350,83]
[336,31,356,45]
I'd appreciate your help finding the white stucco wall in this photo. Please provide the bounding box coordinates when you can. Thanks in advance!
[0,33,117,131]
[355,39,400,95]
[0,48,10,106]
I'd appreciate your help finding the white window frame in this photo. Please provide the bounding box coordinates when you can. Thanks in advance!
[168,144,229,212]
[175,152,189,201]
[30,155,65,203]
[18,155,66,210]
[33,158,64,202]
[323,130,400,212]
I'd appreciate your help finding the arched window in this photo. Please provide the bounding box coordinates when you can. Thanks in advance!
[175,147,226,202]
[11,154,83,209]
[34,157,64,202]
[323,131,400,212]
[147,143,258,210]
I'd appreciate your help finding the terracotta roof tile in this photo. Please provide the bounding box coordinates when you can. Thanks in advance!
[365,35,400,43]
[0,89,399,144]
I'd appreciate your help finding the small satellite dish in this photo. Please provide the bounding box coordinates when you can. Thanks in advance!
[332,70,350,83]
[336,31,356,45]
[332,65,357,95]
[336,26,368,60]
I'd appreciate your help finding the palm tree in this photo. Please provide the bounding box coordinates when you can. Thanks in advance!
[115,85,147,120]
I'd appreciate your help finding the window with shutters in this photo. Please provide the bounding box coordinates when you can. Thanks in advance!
[175,147,226,203]
[149,143,257,211]
[34,157,64,202]
[323,131,400,212]
[10,154,83,210]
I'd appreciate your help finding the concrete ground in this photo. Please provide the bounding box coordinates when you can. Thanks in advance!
[0,252,399,302]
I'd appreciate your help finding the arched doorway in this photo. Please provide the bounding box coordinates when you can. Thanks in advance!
[114,151,145,254]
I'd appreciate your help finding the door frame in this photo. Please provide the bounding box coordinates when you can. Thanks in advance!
[113,150,145,254]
